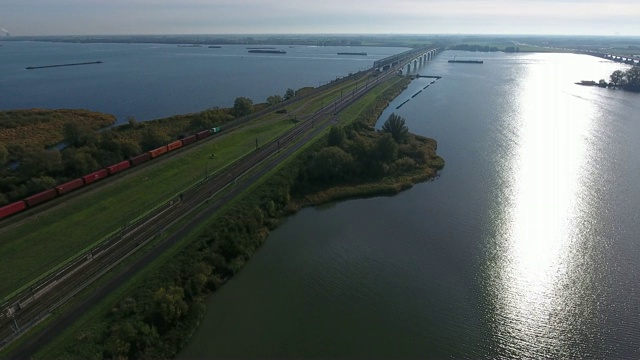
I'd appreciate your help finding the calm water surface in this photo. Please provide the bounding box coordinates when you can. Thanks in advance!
[181,51,640,358]
[0,42,406,124]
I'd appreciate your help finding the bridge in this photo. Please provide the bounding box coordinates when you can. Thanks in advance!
[373,46,441,72]
[578,50,639,66]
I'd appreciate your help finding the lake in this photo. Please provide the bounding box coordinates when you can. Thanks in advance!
[0,41,407,124]
[181,51,640,358]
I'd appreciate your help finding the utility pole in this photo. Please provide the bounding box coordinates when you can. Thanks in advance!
[12,315,20,334]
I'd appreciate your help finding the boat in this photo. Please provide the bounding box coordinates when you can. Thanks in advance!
[337,52,367,56]
[248,49,286,54]
[208,45,222,48]
[177,44,202,47]
[448,56,483,64]
[448,60,483,64]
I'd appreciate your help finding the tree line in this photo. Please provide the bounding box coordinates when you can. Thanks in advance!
[46,78,444,359]
[0,85,307,206]
[607,67,640,92]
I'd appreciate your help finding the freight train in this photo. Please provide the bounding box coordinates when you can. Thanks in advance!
[0,126,223,220]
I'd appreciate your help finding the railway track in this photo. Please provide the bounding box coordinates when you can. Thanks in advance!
[0,65,402,351]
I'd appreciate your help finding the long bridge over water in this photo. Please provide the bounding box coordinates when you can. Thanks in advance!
[373,46,441,73]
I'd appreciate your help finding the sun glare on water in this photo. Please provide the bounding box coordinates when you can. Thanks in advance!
[489,54,604,357]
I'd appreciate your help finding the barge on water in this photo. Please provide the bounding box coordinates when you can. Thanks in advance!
[248,49,286,54]
[26,61,103,70]
[448,57,483,64]
[337,52,367,56]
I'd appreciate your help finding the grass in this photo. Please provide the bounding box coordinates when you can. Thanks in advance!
[0,72,371,301]
[25,75,437,359]
[0,116,295,300]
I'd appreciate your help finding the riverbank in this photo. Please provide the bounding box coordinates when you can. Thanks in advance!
[32,76,443,359]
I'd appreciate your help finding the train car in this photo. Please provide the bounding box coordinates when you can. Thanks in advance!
[181,134,197,146]
[25,189,57,207]
[211,126,222,133]
[167,140,183,152]
[107,160,131,175]
[149,145,168,158]
[130,153,151,166]
[55,178,84,195]
[82,169,109,185]
[0,201,27,220]
[196,130,210,140]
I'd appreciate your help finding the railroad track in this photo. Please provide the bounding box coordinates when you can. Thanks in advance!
[0,65,402,351]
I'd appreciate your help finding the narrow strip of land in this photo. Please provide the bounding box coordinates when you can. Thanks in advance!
[2,64,404,356]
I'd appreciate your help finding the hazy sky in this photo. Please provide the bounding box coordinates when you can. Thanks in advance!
[2,0,639,36]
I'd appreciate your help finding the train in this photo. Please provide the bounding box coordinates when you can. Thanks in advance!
[0,126,224,220]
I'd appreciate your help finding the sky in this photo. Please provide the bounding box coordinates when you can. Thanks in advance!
[2,0,640,37]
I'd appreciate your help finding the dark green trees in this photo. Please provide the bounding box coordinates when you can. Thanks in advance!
[382,113,408,143]
[610,70,625,87]
[233,97,254,117]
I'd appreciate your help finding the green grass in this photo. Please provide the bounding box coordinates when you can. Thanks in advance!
[0,73,376,301]
[0,117,296,300]
[14,75,410,359]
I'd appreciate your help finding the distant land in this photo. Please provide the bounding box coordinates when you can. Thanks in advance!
[2,34,640,58]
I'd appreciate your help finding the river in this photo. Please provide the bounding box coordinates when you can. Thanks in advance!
[0,41,406,124]
[181,51,640,358]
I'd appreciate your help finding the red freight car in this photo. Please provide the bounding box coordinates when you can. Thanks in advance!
[55,178,84,195]
[82,169,109,185]
[167,140,183,152]
[149,146,168,158]
[130,153,151,166]
[196,130,210,140]
[181,135,197,146]
[0,201,27,219]
[107,160,131,175]
[25,189,57,207]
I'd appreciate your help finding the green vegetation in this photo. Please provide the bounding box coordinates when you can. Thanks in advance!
[608,67,640,92]
[450,44,501,52]
[0,71,373,300]
[0,109,115,148]
[0,106,238,205]
[34,76,442,359]
[0,116,296,300]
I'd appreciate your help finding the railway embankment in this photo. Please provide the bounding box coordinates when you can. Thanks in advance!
[34,76,443,359]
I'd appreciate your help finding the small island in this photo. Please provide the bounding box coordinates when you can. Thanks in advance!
[577,66,640,92]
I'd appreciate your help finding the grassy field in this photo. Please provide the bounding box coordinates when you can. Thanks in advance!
[0,116,295,300]
[0,73,372,301]
[28,75,411,360]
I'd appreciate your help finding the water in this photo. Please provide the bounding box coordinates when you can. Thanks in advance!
[181,51,640,358]
[0,42,406,124]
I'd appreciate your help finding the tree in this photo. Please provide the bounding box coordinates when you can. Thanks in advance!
[153,286,188,329]
[127,116,138,128]
[118,138,142,159]
[382,113,409,143]
[63,122,98,147]
[284,88,295,100]
[0,144,8,166]
[624,66,640,91]
[375,133,398,164]
[190,115,213,131]
[233,97,254,117]
[598,79,608,87]
[327,126,346,147]
[610,70,625,87]
[307,146,354,184]
[21,148,63,176]
[140,127,170,151]
[266,95,283,106]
